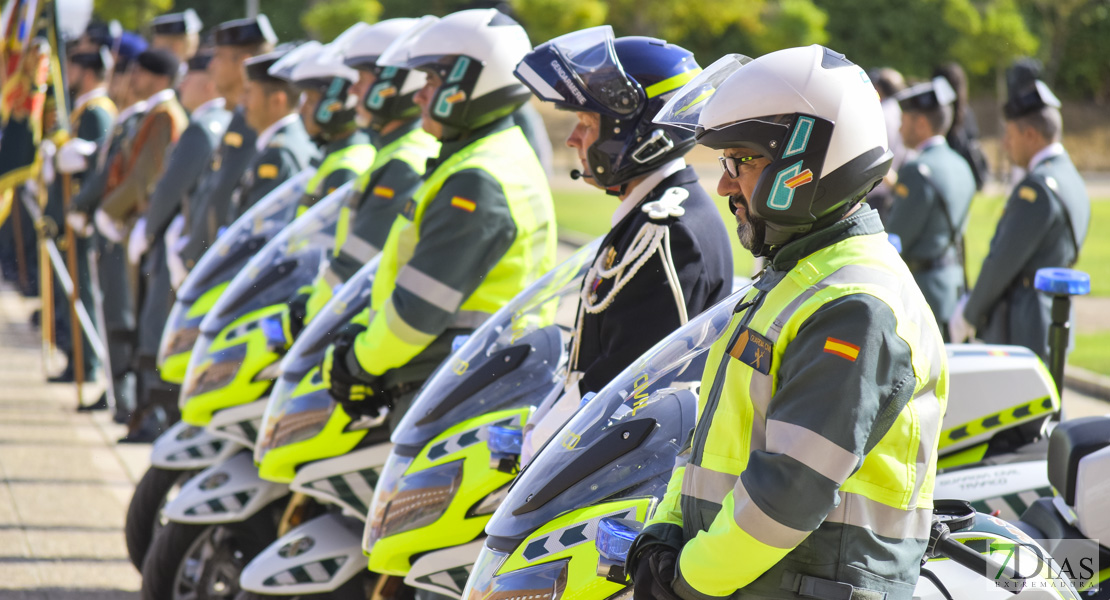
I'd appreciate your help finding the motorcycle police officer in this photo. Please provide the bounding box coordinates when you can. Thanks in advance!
[951,74,1089,359]
[290,18,441,328]
[511,26,734,460]
[885,76,975,339]
[628,46,947,600]
[321,9,557,428]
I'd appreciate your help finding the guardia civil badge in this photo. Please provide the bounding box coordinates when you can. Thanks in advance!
[729,327,773,375]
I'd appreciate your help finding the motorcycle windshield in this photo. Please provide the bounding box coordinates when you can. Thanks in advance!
[254,257,381,462]
[391,239,603,450]
[199,182,356,337]
[176,169,314,304]
[485,284,753,540]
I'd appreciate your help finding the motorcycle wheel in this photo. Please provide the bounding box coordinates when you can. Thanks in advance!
[125,466,197,570]
[140,512,277,600]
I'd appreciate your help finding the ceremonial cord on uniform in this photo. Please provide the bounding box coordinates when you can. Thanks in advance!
[569,220,689,374]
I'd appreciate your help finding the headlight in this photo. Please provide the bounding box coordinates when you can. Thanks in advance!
[365,457,462,547]
[463,547,567,600]
[184,358,242,398]
[164,325,201,357]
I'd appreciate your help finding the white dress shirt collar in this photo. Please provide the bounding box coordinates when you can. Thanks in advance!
[255,113,300,152]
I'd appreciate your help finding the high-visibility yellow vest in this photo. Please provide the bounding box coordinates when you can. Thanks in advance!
[650,230,947,598]
[354,125,556,376]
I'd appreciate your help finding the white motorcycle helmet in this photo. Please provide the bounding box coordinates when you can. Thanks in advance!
[377,9,533,135]
[655,45,893,257]
[338,18,428,125]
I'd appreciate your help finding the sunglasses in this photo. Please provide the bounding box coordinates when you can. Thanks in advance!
[719,154,767,178]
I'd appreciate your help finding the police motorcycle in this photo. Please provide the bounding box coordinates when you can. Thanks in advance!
[234,239,601,598]
[932,268,1093,520]
[459,279,1083,600]
[125,169,316,570]
[136,181,357,600]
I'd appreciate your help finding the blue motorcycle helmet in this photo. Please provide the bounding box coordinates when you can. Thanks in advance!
[513,26,700,192]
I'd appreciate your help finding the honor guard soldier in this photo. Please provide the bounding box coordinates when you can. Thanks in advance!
[289,19,441,329]
[225,47,319,220]
[98,49,189,441]
[885,76,975,338]
[48,45,117,383]
[321,9,557,431]
[272,39,375,210]
[512,26,734,461]
[952,73,1090,359]
[149,9,203,63]
[68,41,154,424]
[628,46,946,600]
[172,15,276,282]
[129,51,232,438]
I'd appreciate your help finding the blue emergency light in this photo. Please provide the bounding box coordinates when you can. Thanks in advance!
[1034,268,1090,297]
[596,517,642,563]
[488,425,524,456]
[260,316,288,348]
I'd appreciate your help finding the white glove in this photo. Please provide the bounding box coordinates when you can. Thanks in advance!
[41,140,56,185]
[949,294,975,343]
[57,139,98,174]
[127,217,148,264]
[165,215,189,289]
[66,211,89,236]
[94,209,126,243]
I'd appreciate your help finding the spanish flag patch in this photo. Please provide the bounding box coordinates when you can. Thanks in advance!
[373,186,394,199]
[450,196,476,212]
[824,337,860,361]
[258,164,279,179]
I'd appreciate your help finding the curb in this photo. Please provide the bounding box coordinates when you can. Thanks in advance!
[1065,365,1110,404]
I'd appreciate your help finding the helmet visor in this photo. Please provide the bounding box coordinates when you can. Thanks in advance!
[652,53,752,131]
[514,25,641,118]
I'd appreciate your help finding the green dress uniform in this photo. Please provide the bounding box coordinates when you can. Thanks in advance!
[963,143,1089,360]
[885,136,975,337]
[48,88,116,379]
[136,97,231,404]
[226,114,319,222]
[178,108,258,269]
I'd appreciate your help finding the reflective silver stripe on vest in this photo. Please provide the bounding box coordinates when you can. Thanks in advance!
[766,420,860,484]
[733,477,809,549]
[681,463,737,504]
[342,234,380,263]
[383,300,437,347]
[450,310,491,330]
[395,266,465,313]
[825,491,933,541]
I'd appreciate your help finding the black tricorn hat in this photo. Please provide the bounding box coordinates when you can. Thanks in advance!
[150,9,202,36]
[1004,79,1061,120]
[895,76,957,113]
[213,15,277,47]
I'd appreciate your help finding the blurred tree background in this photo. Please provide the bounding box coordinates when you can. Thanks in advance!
[91,0,1110,101]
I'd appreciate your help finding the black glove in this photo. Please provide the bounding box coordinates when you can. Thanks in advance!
[287,292,310,338]
[320,324,388,418]
[632,545,683,600]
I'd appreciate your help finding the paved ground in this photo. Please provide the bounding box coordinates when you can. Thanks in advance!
[0,273,1107,598]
